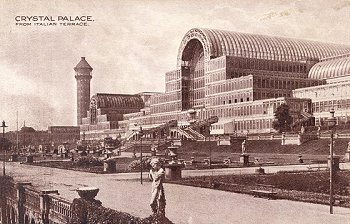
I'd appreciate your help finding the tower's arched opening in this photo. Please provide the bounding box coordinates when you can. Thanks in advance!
[180,39,205,110]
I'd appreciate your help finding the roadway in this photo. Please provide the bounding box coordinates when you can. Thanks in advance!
[4,162,350,224]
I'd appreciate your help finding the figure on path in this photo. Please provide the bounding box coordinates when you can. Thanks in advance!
[241,140,246,154]
[149,157,166,216]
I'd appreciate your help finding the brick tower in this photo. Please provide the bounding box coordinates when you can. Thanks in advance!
[74,57,93,125]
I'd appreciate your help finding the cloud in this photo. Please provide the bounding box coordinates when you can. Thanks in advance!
[0,94,56,131]
[0,0,349,131]
[260,9,292,21]
[333,0,350,10]
[0,63,37,96]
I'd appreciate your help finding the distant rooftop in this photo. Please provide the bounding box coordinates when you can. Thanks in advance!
[91,93,145,109]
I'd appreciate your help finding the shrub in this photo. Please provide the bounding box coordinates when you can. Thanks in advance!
[74,156,103,167]
[128,157,152,171]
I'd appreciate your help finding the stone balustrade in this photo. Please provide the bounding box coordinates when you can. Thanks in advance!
[0,176,173,224]
[281,133,318,145]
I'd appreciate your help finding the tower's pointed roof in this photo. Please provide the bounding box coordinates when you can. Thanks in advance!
[74,57,93,71]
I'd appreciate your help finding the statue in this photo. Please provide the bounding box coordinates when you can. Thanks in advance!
[347,141,350,152]
[149,157,166,216]
[241,140,246,154]
[300,125,305,134]
[151,144,157,156]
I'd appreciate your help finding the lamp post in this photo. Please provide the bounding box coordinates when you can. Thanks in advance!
[1,120,8,176]
[139,126,144,185]
[327,108,336,214]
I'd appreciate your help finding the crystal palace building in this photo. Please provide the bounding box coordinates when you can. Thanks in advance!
[76,28,350,139]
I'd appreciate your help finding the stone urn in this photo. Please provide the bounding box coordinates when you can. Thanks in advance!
[76,187,99,201]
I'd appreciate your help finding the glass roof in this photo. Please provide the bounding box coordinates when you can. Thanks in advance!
[309,56,350,79]
[177,28,350,66]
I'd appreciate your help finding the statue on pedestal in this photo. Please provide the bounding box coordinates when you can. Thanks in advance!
[241,140,246,154]
[151,144,157,156]
[149,158,166,216]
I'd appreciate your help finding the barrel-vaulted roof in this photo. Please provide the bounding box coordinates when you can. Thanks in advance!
[177,28,350,67]
[308,55,350,80]
[90,93,144,109]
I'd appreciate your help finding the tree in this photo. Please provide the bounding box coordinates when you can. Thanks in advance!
[0,138,12,152]
[272,104,293,133]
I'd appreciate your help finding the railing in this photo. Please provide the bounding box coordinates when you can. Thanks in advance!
[187,127,205,140]
[1,176,169,224]
[49,195,72,223]
[320,133,350,139]
[247,135,282,140]
[176,128,195,139]
[23,187,41,214]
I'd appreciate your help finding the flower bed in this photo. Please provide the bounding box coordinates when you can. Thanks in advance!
[168,170,350,207]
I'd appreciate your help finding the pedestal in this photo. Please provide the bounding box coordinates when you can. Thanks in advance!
[10,154,18,162]
[240,154,249,167]
[345,151,350,162]
[164,164,183,180]
[26,155,33,163]
[328,156,340,171]
[103,160,117,173]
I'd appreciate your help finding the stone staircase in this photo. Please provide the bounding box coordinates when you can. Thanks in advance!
[185,127,205,140]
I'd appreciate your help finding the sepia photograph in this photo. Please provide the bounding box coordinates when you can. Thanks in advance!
[0,0,350,223]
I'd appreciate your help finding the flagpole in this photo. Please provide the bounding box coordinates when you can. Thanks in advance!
[16,111,19,153]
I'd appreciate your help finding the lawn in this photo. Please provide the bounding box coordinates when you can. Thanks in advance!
[168,170,350,207]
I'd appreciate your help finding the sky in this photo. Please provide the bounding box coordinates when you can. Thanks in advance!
[0,0,349,131]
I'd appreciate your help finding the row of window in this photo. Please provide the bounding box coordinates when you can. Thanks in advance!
[254,76,321,90]
[206,70,226,83]
[254,90,292,100]
[294,84,350,99]
[165,81,181,92]
[81,122,111,131]
[189,89,205,101]
[150,112,184,125]
[228,57,307,73]
[192,78,205,89]
[191,67,205,78]
[206,57,226,72]
[312,99,350,113]
[165,70,181,82]
[234,119,273,131]
[150,92,180,104]
[206,91,252,106]
[210,119,273,131]
[206,77,253,95]
[151,102,181,114]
